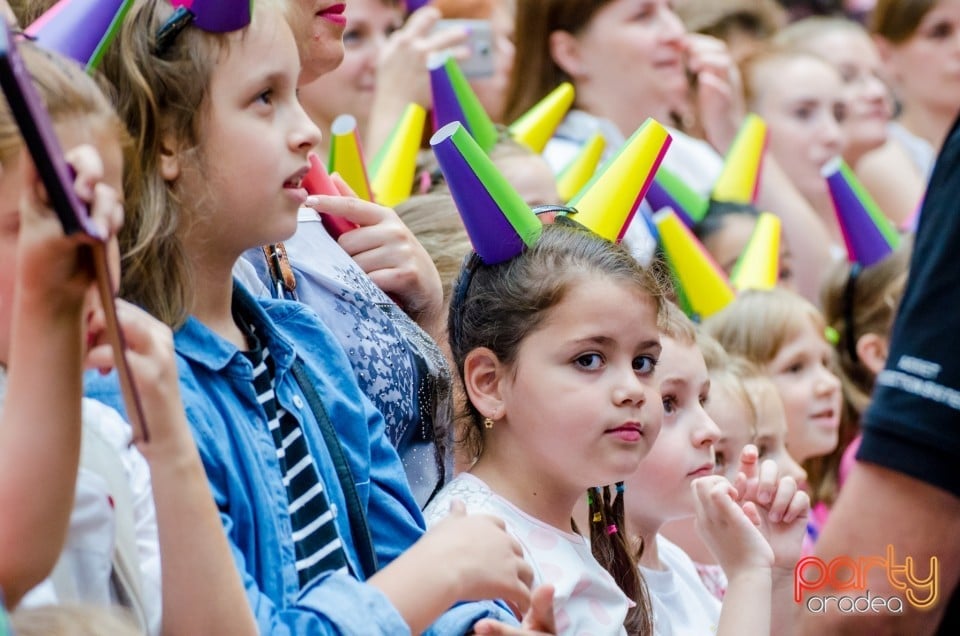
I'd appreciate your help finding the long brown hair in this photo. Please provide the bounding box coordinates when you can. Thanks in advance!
[502,0,613,123]
[100,0,250,328]
[871,0,938,42]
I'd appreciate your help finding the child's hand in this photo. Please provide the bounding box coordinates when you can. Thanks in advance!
[422,500,534,616]
[732,445,810,572]
[17,144,123,308]
[84,298,192,458]
[692,475,774,577]
[472,584,557,635]
[305,175,444,329]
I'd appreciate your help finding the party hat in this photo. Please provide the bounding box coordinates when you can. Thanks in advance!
[711,114,767,205]
[646,166,709,228]
[557,132,606,203]
[822,157,901,267]
[328,114,373,202]
[169,0,252,32]
[654,208,736,320]
[369,103,427,207]
[508,83,575,154]
[404,0,431,11]
[429,53,499,152]
[430,122,541,264]
[562,118,672,243]
[26,0,134,71]
[304,153,359,238]
[729,212,780,291]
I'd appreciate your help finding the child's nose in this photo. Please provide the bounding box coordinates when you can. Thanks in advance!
[692,410,721,448]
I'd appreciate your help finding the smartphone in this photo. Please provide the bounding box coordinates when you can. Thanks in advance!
[432,19,495,79]
[0,19,150,442]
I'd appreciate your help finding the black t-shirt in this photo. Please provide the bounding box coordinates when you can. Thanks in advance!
[859,115,960,633]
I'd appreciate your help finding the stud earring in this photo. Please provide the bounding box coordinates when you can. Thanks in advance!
[483,417,494,429]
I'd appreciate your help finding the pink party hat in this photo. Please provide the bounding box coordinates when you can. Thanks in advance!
[556,132,606,203]
[26,0,133,71]
[303,153,358,239]
[729,212,780,291]
[369,103,427,207]
[822,157,901,267]
[430,122,541,264]
[328,114,374,202]
[712,114,767,205]
[429,53,499,153]
[654,208,736,320]
[646,166,709,228]
[508,83,575,154]
[562,118,672,243]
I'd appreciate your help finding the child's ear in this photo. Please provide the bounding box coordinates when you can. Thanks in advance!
[856,333,889,376]
[159,132,181,181]
[462,347,507,421]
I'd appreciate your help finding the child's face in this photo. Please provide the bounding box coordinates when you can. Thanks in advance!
[0,123,124,365]
[189,7,321,256]
[752,57,846,204]
[705,379,754,483]
[807,30,890,159]
[625,336,720,527]
[498,277,662,495]
[765,319,842,463]
[749,377,807,487]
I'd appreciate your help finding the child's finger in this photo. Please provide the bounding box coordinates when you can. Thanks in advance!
[756,458,780,505]
[782,490,811,524]
[64,144,106,204]
[767,476,798,523]
[741,501,762,528]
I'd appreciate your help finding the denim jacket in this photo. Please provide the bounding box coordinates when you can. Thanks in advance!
[85,283,512,634]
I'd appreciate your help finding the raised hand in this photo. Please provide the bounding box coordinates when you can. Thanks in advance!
[684,33,746,154]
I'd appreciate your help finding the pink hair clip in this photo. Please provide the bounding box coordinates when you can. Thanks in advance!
[606,524,618,536]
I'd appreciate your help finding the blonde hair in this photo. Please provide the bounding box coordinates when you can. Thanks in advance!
[102,0,278,328]
[0,43,127,168]
[676,0,785,41]
[394,192,472,307]
[699,333,759,437]
[703,288,826,366]
[871,0,938,43]
[659,300,697,345]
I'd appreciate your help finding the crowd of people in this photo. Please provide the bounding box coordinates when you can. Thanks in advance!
[0,0,957,634]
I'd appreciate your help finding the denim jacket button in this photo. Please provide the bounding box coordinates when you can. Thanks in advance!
[292,395,304,409]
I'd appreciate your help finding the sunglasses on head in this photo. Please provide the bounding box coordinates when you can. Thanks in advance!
[155,0,253,55]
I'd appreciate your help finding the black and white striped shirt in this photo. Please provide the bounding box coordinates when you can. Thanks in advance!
[239,318,348,587]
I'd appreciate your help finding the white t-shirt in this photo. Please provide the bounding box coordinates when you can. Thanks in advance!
[641,535,721,636]
[545,110,724,197]
[424,473,629,635]
[19,398,161,636]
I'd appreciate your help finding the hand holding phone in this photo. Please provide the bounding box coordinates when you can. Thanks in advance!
[432,19,495,79]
